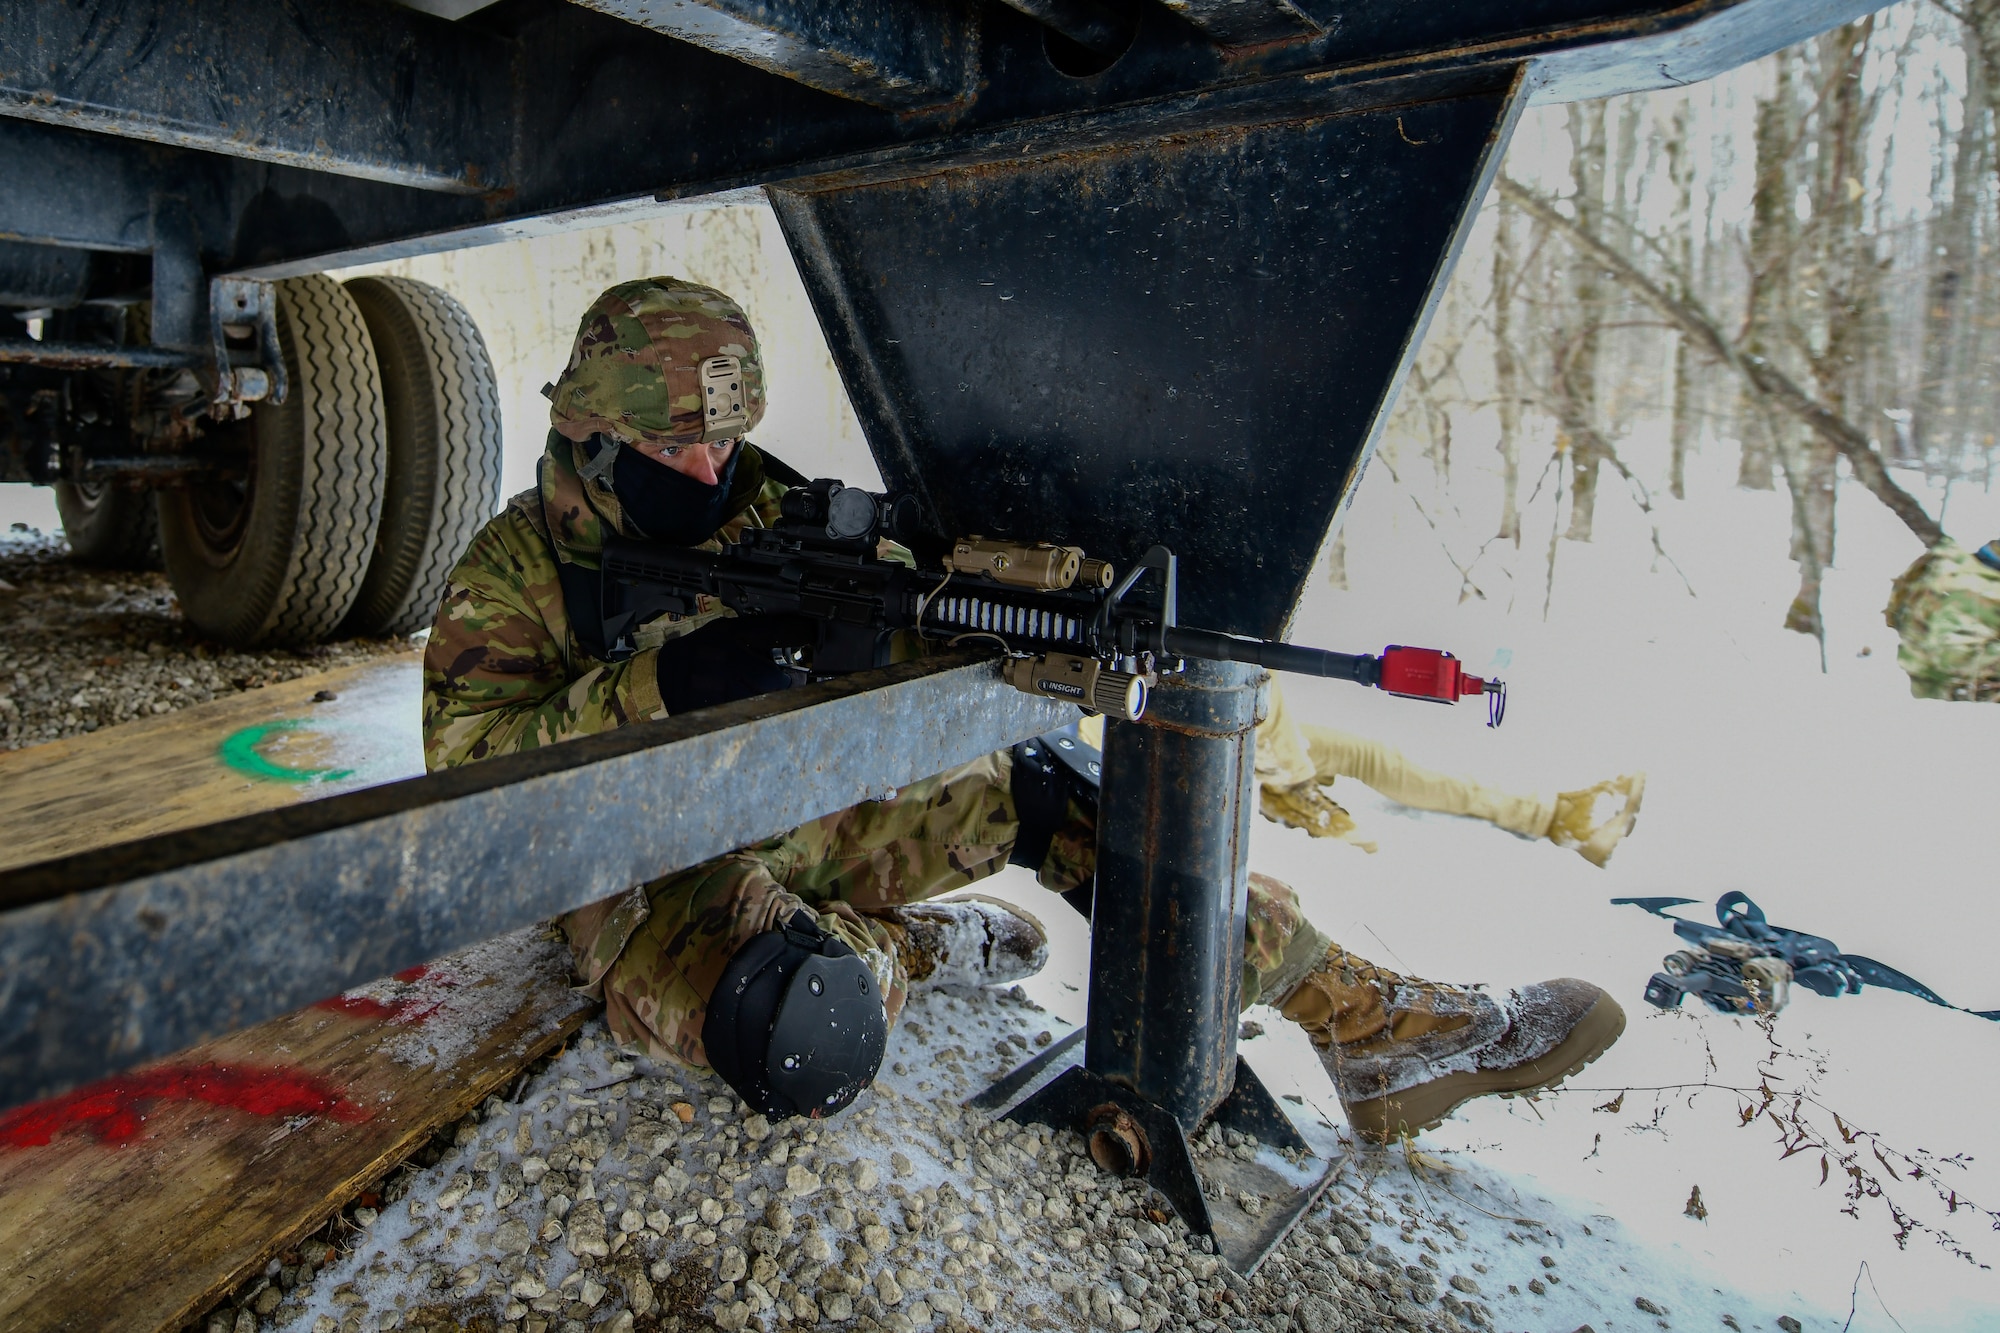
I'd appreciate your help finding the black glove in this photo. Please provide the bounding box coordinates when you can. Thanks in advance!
[654,614,815,714]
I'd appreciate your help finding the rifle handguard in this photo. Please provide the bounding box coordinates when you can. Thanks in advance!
[1003,652,1147,722]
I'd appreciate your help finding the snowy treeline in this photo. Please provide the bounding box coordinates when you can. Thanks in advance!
[1369,0,1998,655]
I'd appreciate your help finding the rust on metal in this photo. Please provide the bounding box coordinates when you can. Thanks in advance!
[1086,1101,1152,1176]
[0,340,199,371]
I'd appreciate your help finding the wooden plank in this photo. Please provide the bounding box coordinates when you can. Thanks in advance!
[0,926,597,1333]
[0,653,424,872]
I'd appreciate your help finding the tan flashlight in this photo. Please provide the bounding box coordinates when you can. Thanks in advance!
[1002,652,1147,722]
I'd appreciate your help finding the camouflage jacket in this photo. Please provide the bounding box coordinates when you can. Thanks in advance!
[1886,540,2000,702]
[422,432,789,770]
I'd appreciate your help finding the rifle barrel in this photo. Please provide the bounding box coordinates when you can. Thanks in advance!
[1160,627,1380,686]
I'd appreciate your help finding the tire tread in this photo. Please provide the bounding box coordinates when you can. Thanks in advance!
[341,276,502,637]
[267,275,386,642]
[157,273,386,645]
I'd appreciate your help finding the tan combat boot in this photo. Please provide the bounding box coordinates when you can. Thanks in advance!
[864,895,1050,993]
[1548,772,1647,868]
[1279,945,1625,1143]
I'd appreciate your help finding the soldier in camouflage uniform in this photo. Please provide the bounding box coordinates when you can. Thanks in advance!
[1885,539,2000,703]
[425,277,1625,1141]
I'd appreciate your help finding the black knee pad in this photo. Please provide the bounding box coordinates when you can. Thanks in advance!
[1009,723,1102,875]
[701,911,887,1120]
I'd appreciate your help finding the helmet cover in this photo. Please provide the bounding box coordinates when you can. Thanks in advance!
[550,277,766,447]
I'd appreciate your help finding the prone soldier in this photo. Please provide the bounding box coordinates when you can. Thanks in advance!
[423,276,1627,1142]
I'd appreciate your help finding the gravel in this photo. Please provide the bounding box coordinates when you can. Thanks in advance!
[180,981,1526,1333]
[0,532,410,751]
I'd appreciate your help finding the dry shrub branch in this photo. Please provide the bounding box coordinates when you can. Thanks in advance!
[1561,1015,1999,1266]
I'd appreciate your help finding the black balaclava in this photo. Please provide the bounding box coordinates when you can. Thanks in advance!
[596,435,744,546]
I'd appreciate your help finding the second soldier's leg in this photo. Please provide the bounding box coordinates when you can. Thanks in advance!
[1301,724,1554,837]
[1307,724,1647,867]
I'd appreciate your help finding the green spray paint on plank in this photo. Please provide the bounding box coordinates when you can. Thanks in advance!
[217,720,354,784]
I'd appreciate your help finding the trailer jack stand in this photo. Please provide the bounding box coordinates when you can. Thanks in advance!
[1000,1054,1332,1274]
[974,659,1335,1273]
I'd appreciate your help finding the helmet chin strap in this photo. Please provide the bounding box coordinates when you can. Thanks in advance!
[577,436,620,484]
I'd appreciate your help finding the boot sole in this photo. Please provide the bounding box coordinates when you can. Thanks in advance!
[1343,993,1627,1144]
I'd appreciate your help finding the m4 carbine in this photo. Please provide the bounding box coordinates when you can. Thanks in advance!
[595,478,1506,725]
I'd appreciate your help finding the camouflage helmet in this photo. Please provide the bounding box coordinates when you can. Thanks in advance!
[549,277,766,447]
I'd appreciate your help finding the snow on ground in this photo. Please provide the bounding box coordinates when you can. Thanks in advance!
[214,964,1792,1333]
[1214,434,2000,1332]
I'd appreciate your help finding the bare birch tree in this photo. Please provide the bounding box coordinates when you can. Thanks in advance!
[1560,103,1611,541]
[1493,197,1525,544]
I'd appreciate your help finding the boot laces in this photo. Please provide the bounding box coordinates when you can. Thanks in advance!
[1296,945,1480,1053]
[1323,944,1451,1007]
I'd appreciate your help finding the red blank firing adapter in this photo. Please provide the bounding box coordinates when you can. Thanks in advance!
[1376,646,1507,727]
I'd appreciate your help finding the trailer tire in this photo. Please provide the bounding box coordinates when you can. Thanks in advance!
[158,274,386,646]
[339,277,502,637]
[55,481,162,570]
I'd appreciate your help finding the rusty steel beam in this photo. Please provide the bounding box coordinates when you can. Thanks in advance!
[1157,0,1326,47]
[0,339,201,371]
[1087,658,1261,1125]
[0,653,1074,1111]
[0,1,1880,282]
[0,0,514,193]
[993,0,1135,57]
[568,0,978,108]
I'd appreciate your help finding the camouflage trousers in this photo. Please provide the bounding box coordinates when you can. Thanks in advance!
[562,750,1331,1072]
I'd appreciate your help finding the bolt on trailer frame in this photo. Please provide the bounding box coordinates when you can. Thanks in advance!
[0,0,1877,1270]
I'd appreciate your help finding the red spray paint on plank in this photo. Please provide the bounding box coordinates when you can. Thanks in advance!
[312,964,444,1023]
[0,1063,369,1150]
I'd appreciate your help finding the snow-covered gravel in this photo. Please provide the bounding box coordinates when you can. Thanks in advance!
[0,531,410,751]
[188,973,1825,1333]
